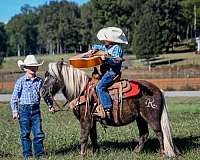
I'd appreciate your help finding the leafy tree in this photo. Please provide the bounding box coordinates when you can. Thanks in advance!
[37,1,81,54]
[180,0,200,39]
[0,22,7,65]
[6,15,26,56]
[142,0,182,52]
[133,13,162,64]
[80,2,93,51]
[6,4,38,56]
[89,0,147,47]
[0,23,7,53]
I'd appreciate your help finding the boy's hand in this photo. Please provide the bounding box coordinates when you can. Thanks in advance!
[49,106,55,113]
[101,53,108,60]
[12,112,19,120]
[87,50,95,57]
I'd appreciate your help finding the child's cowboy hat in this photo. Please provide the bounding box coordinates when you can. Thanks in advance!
[97,27,128,44]
[17,55,43,70]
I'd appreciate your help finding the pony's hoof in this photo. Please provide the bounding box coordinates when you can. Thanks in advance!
[92,147,99,154]
[134,144,143,153]
[80,152,86,157]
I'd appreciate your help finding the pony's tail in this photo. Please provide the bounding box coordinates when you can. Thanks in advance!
[160,90,180,157]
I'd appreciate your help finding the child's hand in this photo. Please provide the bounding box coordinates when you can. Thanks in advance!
[87,50,95,57]
[115,57,123,63]
[12,112,19,120]
[101,53,108,60]
[49,106,55,113]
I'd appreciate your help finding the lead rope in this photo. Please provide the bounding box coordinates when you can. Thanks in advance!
[119,81,123,119]
[52,97,69,112]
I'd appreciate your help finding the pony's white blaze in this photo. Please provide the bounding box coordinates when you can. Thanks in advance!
[44,77,48,82]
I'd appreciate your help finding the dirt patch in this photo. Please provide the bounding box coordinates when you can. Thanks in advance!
[1,78,200,92]
[0,82,15,90]
[146,78,200,90]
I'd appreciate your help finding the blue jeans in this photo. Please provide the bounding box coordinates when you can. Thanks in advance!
[96,70,116,110]
[18,104,45,158]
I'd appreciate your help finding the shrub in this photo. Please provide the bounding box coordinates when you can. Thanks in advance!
[0,52,4,66]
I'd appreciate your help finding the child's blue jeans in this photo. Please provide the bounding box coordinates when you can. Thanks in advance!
[96,70,116,110]
[18,104,45,158]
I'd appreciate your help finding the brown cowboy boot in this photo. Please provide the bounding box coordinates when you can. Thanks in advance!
[93,104,106,119]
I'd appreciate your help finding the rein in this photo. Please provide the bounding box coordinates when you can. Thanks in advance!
[48,62,70,112]
[52,97,69,112]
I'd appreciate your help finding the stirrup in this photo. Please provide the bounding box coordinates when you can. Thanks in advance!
[93,104,106,118]
[105,109,111,119]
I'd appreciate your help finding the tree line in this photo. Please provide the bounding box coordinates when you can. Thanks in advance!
[0,0,200,62]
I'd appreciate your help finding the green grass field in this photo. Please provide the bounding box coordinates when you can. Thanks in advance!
[0,97,200,160]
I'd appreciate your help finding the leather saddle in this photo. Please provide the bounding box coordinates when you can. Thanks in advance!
[69,78,140,109]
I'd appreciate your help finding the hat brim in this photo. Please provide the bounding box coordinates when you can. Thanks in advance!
[18,60,43,71]
[97,28,128,44]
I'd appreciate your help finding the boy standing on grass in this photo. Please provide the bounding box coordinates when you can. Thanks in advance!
[10,55,51,159]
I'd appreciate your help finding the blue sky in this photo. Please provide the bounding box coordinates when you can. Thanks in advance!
[0,0,88,23]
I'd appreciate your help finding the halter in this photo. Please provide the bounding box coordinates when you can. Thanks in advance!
[46,64,69,112]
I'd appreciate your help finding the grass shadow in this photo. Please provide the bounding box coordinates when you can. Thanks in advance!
[174,135,200,153]
[49,135,200,156]
[99,140,137,151]
[49,143,80,155]
[149,57,164,62]
[168,49,194,54]
[101,136,200,154]
[0,151,19,159]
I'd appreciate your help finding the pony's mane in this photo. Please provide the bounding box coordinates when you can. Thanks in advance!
[48,62,89,101]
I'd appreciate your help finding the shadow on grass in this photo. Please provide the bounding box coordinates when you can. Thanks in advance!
[51,135,200,155]
[49,143,80,155]
[174,136,200,153]
[168,49,194,54]
[149,57,164,62]
[0,151,20,159]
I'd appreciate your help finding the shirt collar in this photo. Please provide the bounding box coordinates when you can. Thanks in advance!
[24,74,39,81]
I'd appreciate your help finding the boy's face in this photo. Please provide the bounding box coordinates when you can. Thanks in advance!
[24,66,38,76]
[104,40,112,45]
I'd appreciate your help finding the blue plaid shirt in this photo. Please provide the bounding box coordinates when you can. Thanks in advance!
[92,44,123,74]
[10,74,43,113]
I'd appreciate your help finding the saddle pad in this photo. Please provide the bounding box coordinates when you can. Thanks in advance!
[123,81,140,98]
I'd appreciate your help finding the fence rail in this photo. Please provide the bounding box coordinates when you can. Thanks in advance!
[1,73,200,92]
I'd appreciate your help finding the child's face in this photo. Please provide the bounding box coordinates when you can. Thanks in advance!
[24,66,38,76]
[104,40,112,45]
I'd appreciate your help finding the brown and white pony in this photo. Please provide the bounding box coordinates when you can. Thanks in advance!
[40,61,180,157]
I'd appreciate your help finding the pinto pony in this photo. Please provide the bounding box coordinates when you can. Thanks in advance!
[40,62,179,157]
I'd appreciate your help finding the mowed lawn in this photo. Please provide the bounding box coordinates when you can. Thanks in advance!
[0,97,200,160]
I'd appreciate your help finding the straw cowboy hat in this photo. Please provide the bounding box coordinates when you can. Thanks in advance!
[17,55,43,70]
[97,27,128,44]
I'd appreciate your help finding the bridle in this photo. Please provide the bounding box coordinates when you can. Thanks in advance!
[44,72,69,112]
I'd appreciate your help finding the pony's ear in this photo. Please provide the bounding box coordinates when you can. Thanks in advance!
[45,71,50,77]
[57,59,64,73]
